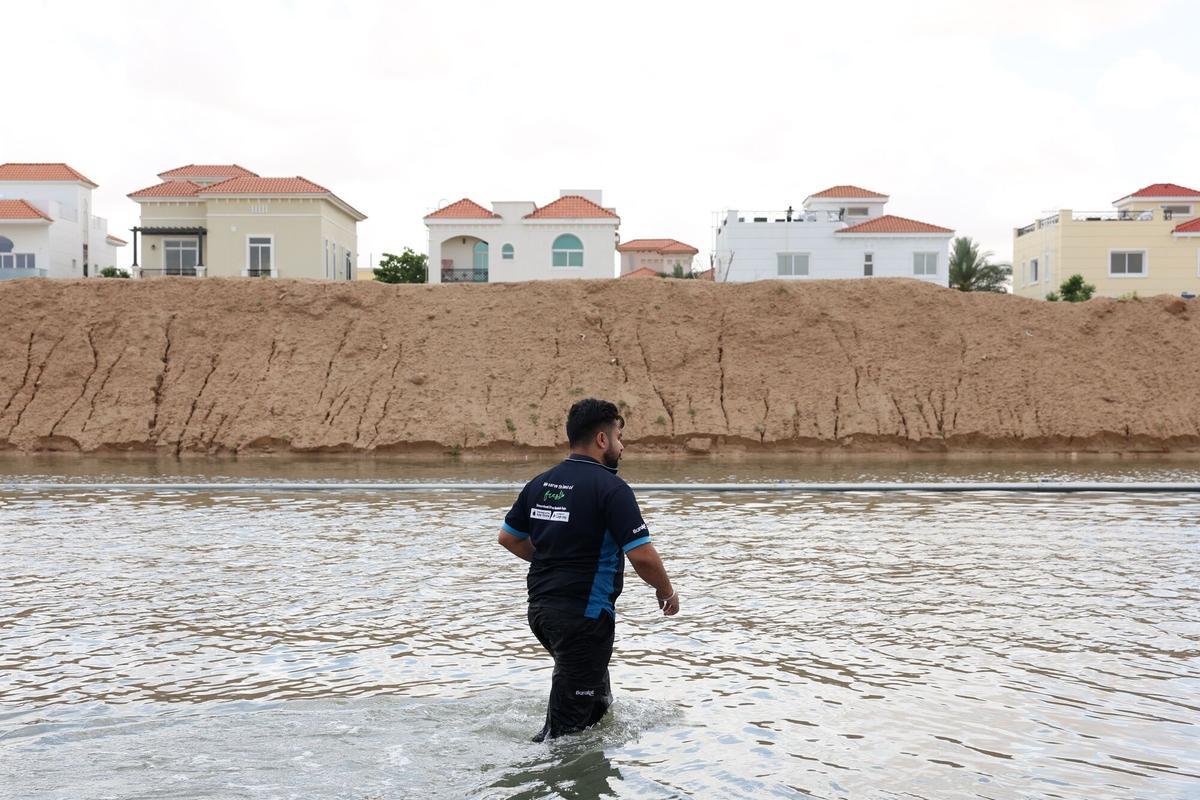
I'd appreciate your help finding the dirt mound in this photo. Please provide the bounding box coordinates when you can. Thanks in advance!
[1,277,1198,456]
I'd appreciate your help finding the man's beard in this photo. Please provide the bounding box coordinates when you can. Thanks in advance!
[602,447,620,470]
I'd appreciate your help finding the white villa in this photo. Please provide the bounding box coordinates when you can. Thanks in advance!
[0,163,125,280]
[713,185,954,284]
[424,190,619,283]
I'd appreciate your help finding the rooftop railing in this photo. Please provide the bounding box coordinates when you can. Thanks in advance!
[1016,208,1186,236]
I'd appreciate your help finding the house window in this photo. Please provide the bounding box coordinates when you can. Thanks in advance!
[0,253,32,270]
[345,250,353,280]
[501,243,514,260]
[846,207,870,217]
[552,234,584,267]
[1030,258,1039,283]
[247,236,272,277]
[0,236,12,253]
[1110,250,1146,276]
[1162,205,1192,218]
[777,252,809,276]
[913,252,938,275]
[863,252,873,276]
[473,241,489,270]
[164,239,198,275]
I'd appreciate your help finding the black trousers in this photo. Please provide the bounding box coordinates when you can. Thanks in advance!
[527,604,615,741]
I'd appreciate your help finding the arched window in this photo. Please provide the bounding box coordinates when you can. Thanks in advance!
[552,234,583,267]
[473,241,489,270]
[501,243,514,260]
[0,236,13,253]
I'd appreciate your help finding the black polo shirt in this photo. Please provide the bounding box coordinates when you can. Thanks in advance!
[503,455,651,619]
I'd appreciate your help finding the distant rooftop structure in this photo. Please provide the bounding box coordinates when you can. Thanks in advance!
[0,162,98,188]
[158,164,258,181]
[617,238,699,255]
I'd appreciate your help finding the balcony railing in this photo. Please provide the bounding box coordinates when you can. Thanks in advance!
[246,268,272,278]
[139,267,203,278]
[0,267,47,280]
[442,268,488,283]
[1016,208,1184,237]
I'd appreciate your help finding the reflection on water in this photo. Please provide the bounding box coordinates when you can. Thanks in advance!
[1,470,1198,798]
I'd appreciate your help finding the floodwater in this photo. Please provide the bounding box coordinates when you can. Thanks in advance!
[1,457,1198,799]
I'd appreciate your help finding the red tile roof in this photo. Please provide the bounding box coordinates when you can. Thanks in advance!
[158,164,258,179]
[835,214,953,234]
[525,195,618,219]
[0,199,52,221]
[1115,183,1200,203]
[808,185,888,200]
[197,176,331,194]
[424,198,500,219]
[1173,217,1200,234]
[105,233,128,245]
[617,238,700,255]
[621,267,663,278]
[0,163,98,188]
[127,180,203,199]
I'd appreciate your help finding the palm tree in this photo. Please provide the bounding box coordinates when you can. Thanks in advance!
[948,236,1011,292]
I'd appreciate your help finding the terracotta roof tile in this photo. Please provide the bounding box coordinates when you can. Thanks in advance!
[525,195,619,219]
[835,214,953,234]
[424,198,500,219]
[808,185,888,200]
[197,176,331,194]
[1173,217,1200,234]
[617,238,699,255]
[0,199,52,221]
[127,180,203,199]
[1116,182,1200,203]
[0,163,98,188]
[621,267,663,278]
[158,164,259,179]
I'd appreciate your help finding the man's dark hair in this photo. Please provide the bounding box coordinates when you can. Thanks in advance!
[566,398,624,447]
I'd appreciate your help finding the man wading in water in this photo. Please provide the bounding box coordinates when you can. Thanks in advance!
[498,398,680,741]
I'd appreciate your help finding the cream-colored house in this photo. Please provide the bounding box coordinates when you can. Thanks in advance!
[617,238,700,276]
[128,164,365,280]
[1013,182,1200,299]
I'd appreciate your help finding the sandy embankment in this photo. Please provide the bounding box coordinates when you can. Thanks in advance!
[0,277,1197,457]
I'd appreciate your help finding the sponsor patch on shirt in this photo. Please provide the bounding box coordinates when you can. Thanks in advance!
[530,507,570,522]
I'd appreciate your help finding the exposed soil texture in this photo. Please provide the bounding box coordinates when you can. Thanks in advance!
[0,277,1198,456]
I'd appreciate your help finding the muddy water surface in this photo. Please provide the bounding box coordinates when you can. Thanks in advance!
[1,458,1198,798]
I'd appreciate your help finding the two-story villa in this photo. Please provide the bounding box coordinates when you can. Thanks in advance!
[617,239,700,276]
[0,163,125,279]
[424,190,619,283]
[128,164,366,279]
[713,186,953,284]
[1013,183,1200,299]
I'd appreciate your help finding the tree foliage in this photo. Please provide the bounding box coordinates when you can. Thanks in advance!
[99,267,130,278]
[1045,273,1095,303]
[947,236,1011,292]
[374,248,428,284]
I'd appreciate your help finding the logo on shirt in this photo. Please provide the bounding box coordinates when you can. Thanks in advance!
[530,507,570,522]
[575,689,595,697]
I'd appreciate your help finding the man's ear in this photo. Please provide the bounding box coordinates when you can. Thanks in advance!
[595,428,608,450]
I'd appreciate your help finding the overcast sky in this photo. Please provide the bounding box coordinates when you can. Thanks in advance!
[5,0,1197,270]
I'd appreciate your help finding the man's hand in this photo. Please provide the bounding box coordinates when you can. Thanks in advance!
[498,528,534,562]
[657,588,680,616]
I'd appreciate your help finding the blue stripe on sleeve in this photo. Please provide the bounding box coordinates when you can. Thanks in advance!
[502,522,529,540]
[622,535,651,553]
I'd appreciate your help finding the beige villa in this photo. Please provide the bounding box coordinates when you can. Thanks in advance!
[128,164,366,279]
[1013,182,1200,299]
[617,238,700,276]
